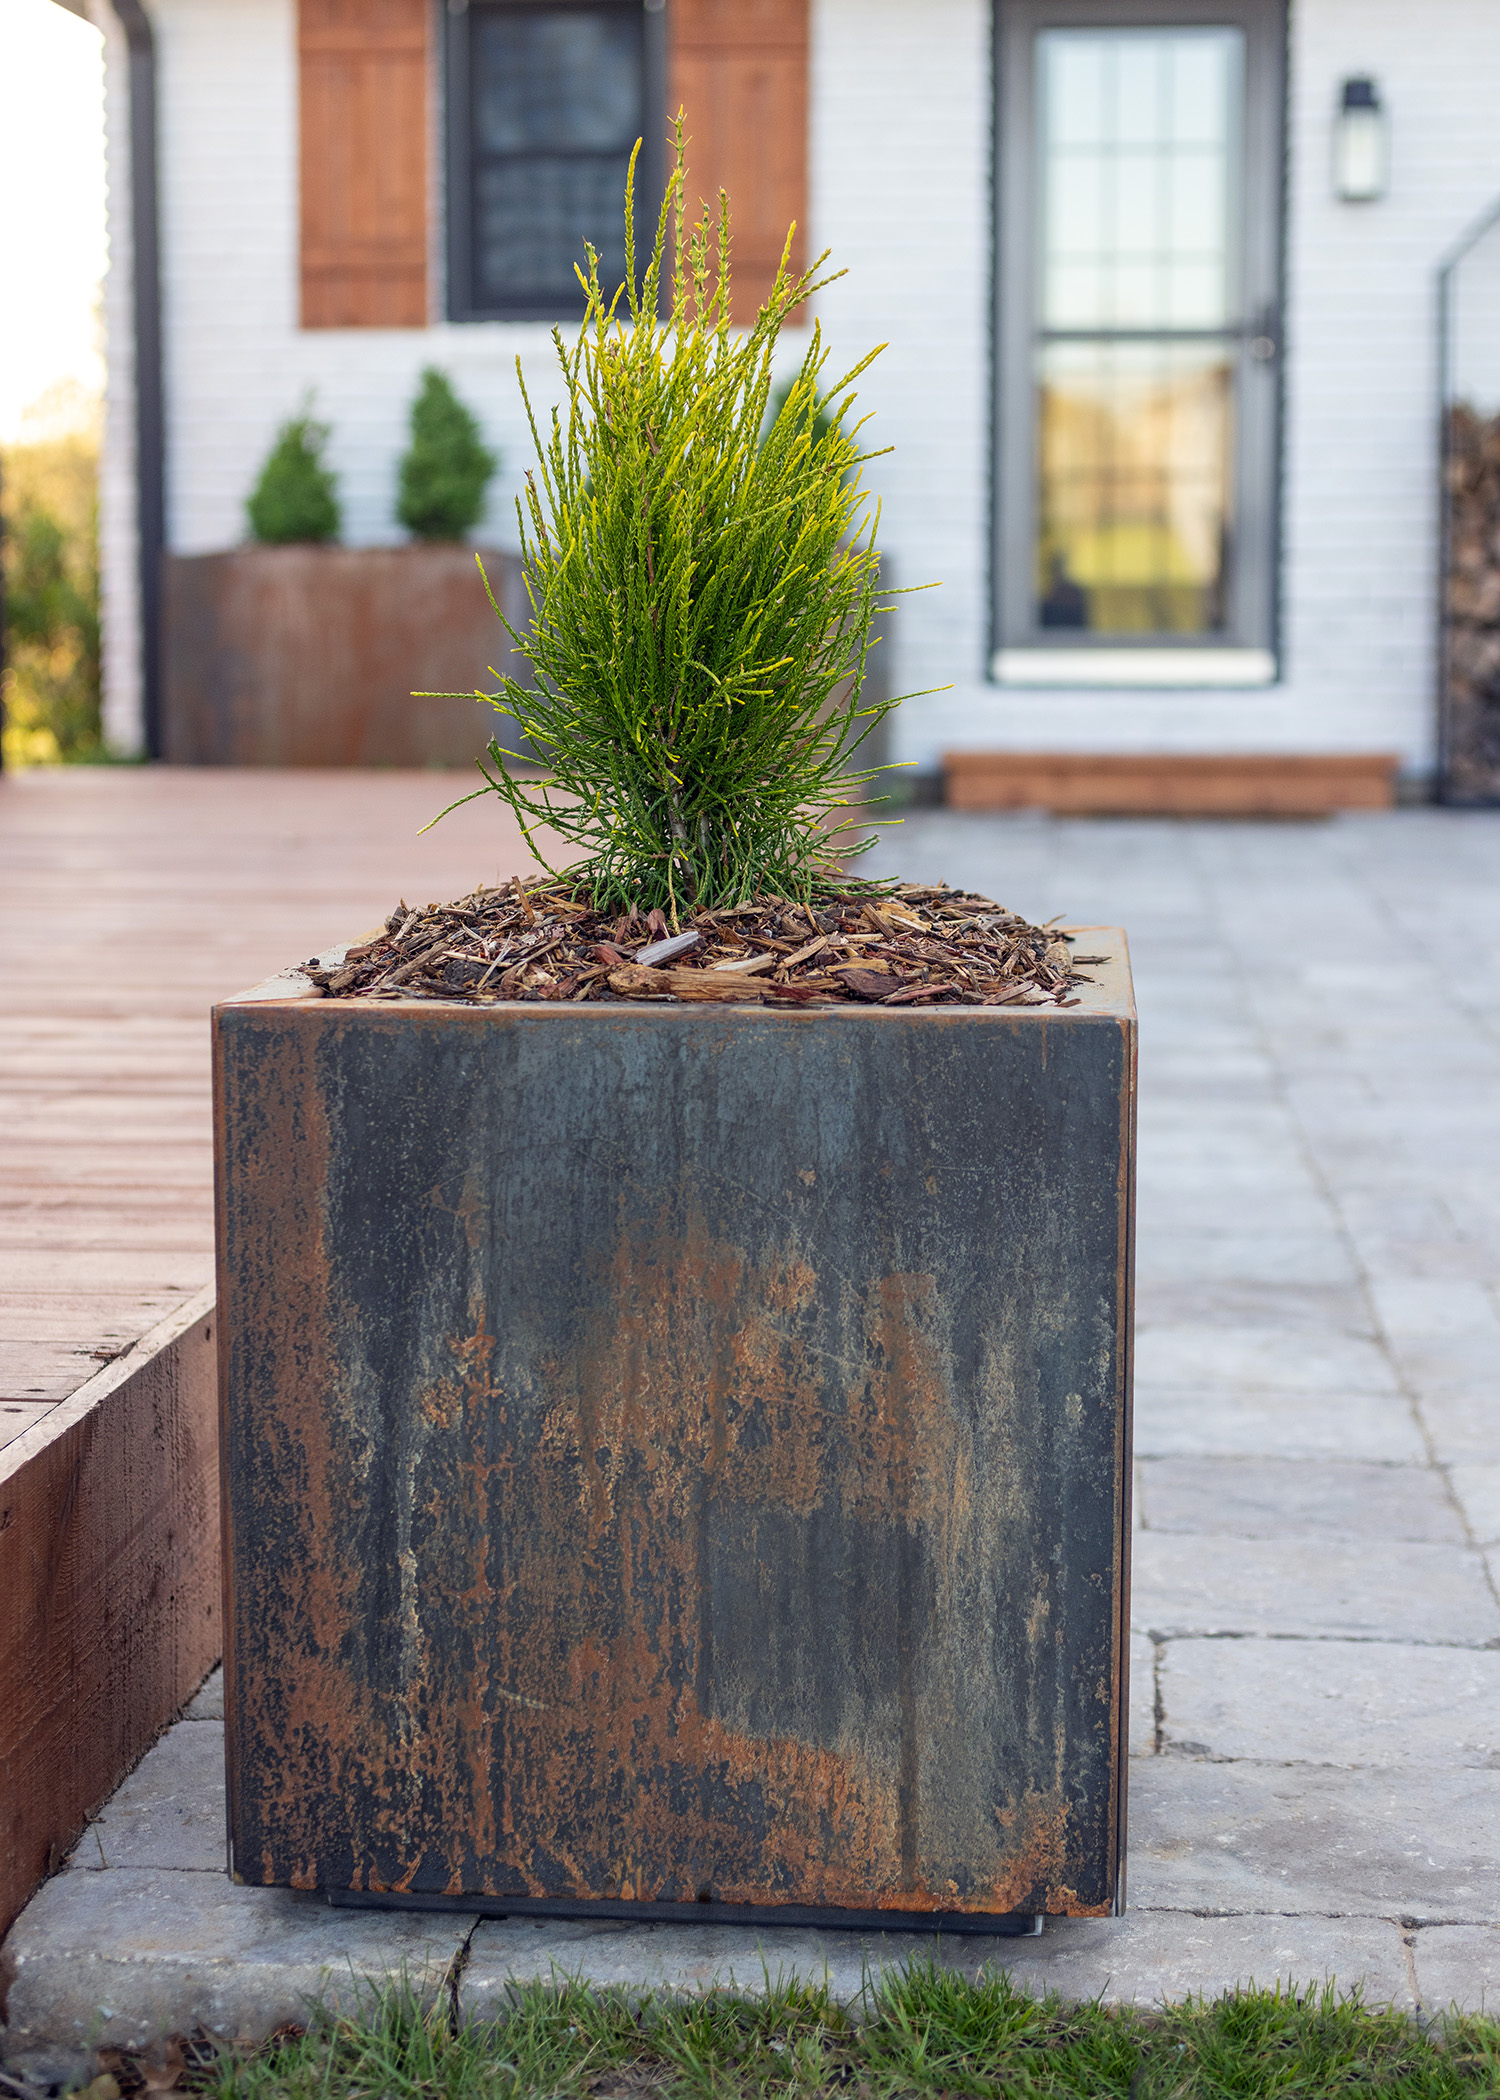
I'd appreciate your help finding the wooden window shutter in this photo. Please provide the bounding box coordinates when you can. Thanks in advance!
[669,0,808,326]
[299,0,429,328]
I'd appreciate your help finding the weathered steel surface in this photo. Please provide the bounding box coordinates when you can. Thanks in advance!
[215,941,1135,1919]
[162,546,531,768]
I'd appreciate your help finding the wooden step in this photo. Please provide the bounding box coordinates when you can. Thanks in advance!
[943,752,1401,817]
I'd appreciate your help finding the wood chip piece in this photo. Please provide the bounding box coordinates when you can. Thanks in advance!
[634,930,702,967]
[609,963,763,1001]
[832,967,905,1002]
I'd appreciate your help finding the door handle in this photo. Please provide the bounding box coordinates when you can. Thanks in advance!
[1246,305,1280,362]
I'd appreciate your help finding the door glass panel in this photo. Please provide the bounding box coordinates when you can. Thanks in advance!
[1038,341,1234,633]
[1034,26,1243,634]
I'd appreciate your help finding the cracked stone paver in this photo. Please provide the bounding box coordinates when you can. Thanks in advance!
[5,810,1499,2049]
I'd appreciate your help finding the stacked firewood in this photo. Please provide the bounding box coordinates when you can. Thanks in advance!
[302,880,1096,1009]
[1445,403,1500,799]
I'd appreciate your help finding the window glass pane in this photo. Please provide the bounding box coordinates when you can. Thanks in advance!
[468,3,642,312]
[1037,26,1241,333]
[1036,342,1234,635]
[474,12,641,153]
[475,157,633,306]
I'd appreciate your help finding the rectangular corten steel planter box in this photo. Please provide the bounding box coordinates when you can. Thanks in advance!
[163,546,532,768]
[213,935,1135,1929]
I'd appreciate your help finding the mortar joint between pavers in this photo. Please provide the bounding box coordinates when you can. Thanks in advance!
[444,1919,481,2036]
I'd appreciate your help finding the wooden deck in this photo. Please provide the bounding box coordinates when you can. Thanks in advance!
[1,766,557,1423]
[0,765,559,1934]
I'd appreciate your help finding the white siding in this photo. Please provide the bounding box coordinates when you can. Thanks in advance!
[105,0,1500,774]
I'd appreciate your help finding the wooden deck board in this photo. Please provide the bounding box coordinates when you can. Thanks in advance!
[0,1403,54,1451]
[1,767,561,1398]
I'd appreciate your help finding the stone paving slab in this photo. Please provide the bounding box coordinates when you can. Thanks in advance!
[64,1718,227,1875]
[1128,1761,1500,1921]
[1158,1639,1500,1766]
[1136,1182,1338,1237]
[184,1670,225,1723]
[1448,1465,1500,1546]
[1409,1390,1500,1468]
[1129,1632,1157,1755]
[1134,1323,1402,1398]
[1132,1231,1364,1288]
[2,1868,475,2052]
[1134,1280,1373,1336]
[1135,1459,1466,1543]
[1131,1533,1498,1644]
[1410,1926,1500,2014]
[1131,1384,1427,1463]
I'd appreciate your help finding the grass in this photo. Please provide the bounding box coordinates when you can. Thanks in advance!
[151,1961,1500,2100]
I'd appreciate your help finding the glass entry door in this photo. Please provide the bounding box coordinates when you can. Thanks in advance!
[995,1,1283,671]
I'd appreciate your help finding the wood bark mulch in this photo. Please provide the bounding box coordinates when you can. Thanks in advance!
[300,879,1098,1009]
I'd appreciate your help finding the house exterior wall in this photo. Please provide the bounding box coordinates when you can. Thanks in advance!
[816,0,1500,778]
[101,0,1500,776]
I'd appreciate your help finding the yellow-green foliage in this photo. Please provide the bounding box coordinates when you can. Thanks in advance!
[429,134,917,916]
[2,413,101,766]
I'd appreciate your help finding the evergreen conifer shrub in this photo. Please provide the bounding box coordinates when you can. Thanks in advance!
[396,370,498,541]
[246,412,340,545]
[428,137,921,916]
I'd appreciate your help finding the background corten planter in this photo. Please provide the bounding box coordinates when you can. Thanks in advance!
[214,940,1135,1929]
[162,545,530,768]
[164,546,892,774]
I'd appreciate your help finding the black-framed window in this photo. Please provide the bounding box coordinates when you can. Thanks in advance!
[993,0,1285,677]
[446,0,665,322]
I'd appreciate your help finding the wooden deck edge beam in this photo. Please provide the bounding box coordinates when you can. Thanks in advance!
[942,753,1402,817]
[0,1288,221,1942]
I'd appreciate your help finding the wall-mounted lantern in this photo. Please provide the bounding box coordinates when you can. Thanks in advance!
[1334,78,1388,202]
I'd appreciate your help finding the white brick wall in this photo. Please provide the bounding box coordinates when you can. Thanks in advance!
[100,0,1500,771]
[1275,0,1500,776]
[812,0,993,774]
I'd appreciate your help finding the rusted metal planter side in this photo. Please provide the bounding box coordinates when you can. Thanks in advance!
[161,545,531,768]
[213,938,1135,1925]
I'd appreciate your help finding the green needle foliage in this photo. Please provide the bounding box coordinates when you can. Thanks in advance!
[397,368,498,541]
[427,134,918,917]
[246,410,340,545]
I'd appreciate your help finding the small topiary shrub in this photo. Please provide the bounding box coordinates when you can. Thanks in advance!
[396,369,498,542]
[428,137,917,916]
[246,411,340,545]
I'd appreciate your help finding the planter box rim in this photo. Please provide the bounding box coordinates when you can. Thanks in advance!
[218,923,1134,1021]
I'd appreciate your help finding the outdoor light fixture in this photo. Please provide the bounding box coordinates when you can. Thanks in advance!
[1334,77,1388,202]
